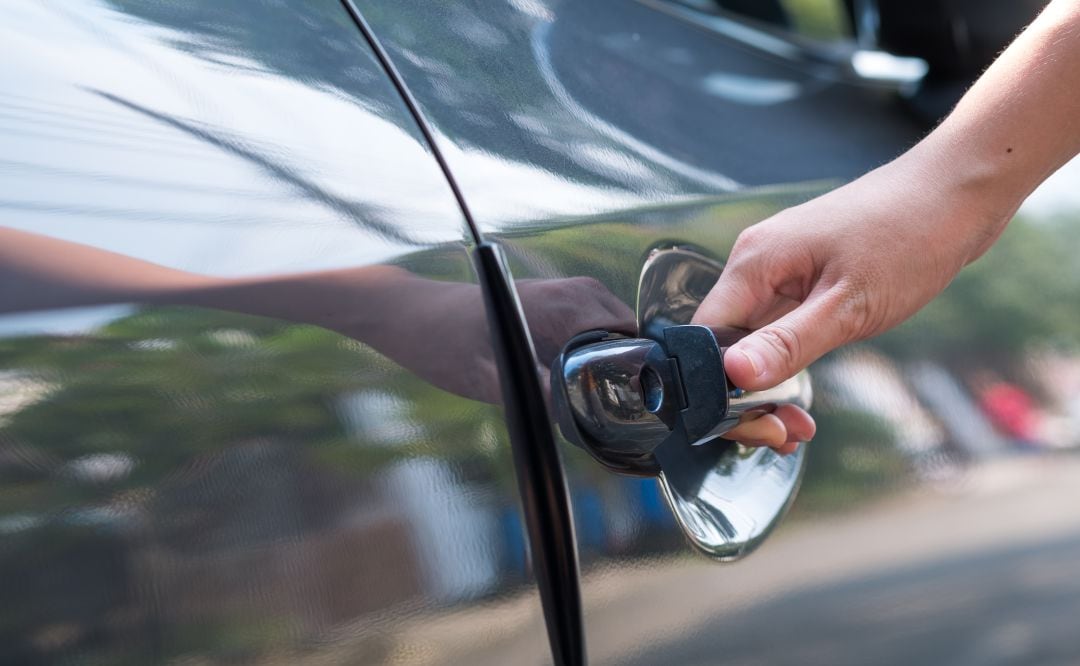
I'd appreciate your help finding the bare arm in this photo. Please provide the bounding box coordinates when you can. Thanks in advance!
[694,0,1080,395]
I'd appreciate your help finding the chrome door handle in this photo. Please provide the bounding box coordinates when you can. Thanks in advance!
[551,246,811,560]
[552,325,812,472]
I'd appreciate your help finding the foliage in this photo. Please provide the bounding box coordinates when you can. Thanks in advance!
[875,215,1080,369]
[793,405,907,514]
[0,305,514,517]
[781,0,852,40]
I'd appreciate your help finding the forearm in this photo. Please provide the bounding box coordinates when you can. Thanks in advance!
[0,227,417,342]
[193,264,430,343]
[692,1,1080,403]
[907,0,1080,254]
[0,227,213,313]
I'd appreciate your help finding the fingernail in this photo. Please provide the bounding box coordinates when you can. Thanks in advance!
[737,347,766,378]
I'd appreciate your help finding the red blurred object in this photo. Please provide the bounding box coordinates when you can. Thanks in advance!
[979,381,1042,442]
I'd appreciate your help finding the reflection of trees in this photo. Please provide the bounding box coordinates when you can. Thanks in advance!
[0,305,516,662]
[0,306,513,513]
[92,89,419,245]
[355,1,659,191]
[108,0,602,179]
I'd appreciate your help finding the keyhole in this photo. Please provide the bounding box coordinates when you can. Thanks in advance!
[641,366,664,413]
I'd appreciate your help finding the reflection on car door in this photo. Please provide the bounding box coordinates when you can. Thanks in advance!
[358,0,1080,663]
[0,1,561,663]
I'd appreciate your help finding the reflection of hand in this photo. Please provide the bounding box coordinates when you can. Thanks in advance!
[366,275,636,403]
[315,273,502,403]
[517,277,636,367]
[0,228,638,404]
[200,270,637,405]
[369,276,636,403]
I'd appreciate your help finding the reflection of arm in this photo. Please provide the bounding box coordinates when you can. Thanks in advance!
[1,225,422,312]
[0,227,214,313]
[1,227,804,446]
[0,227,635,406]
[0,227,636,353]
[0,226,434,334]
[0,226,500,398]
[195,265,506,404]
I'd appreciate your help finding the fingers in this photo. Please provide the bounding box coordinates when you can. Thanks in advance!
[774,403,816,442]
[692,220,810,332]
[723,404,815,454]
[774,441,801,456]
[691,226,818,391]
[724,411,786,448]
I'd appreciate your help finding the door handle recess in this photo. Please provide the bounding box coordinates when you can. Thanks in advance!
[550,246,812,560]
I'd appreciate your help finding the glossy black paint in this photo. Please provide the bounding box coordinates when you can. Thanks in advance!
[356,0,923,230]
[343,4,586,661]
[0,1,561,662]
[357,0,1080,663]
[3,0,1079,664]
[338,0,485,243]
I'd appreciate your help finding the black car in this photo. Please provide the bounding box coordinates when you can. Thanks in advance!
[1,1,1078,664]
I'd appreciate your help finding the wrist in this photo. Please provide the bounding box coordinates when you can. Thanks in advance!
[901,128,1026,261]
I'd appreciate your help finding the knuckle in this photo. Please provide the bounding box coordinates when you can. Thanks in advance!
[756,324,801,370]
[829,273,880,341]
[569,276,604,290]
[732,225,767,255]
[563,276,607,299]
[725,231,769,280]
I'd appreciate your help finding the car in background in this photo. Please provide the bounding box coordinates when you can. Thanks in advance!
[1,1,1077,664]
[687,0,1050,119]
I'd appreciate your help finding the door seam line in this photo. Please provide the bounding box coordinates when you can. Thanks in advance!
[337,4,585,664]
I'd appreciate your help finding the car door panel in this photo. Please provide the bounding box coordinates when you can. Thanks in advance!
[355,0,1080,663]
[0,1,557,663]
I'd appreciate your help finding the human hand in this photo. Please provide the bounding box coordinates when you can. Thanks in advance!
[0,227,640,406]
[518,276,636,367]
[693,150,1016,449]
[722,405,816,456]
[366,275,636,404]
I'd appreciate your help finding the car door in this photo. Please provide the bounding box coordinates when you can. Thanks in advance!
[356,0,1080,664]
[0,1,573,663]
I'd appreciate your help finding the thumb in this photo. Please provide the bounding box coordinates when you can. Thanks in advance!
[723,289,852,391]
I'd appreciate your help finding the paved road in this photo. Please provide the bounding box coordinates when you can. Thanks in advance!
[364,456,1080,665]
[625,533,1080,666]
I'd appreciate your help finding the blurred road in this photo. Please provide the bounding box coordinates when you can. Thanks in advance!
[627,534,1080,665]
[345,455,1080,665]
[591,455,1080,665]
